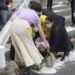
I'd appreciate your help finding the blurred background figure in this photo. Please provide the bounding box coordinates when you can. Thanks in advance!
[47,0,53,11]
[45,13,73,61]
[68,0,75,26]
[30,0,46,7]
[0,0,13,30]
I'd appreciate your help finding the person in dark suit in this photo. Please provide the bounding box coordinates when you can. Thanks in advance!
[68,0,75,26]
[47,0,53,11]
[0,0,13,30]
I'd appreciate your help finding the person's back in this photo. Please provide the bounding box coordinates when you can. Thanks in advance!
[10,8,45,67]
[17,8,40,26]
[10,1,50,64]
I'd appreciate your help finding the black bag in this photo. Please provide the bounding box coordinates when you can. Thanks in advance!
[44,49,55,67]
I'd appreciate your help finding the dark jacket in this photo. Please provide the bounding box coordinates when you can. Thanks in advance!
[68,0,72,3]
[6,0,13,5]
[48,24,72,53]
[0,3,8,10]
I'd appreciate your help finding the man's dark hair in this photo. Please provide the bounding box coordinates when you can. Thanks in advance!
[29,1,42,12]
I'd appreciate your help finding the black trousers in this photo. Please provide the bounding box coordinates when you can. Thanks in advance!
[10,44,15,60]
[47,0,53,11]
[71,0,75,25]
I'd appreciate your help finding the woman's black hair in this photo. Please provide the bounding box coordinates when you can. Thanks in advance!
[46,12,58,26]
[46,12,65,37]
[46,12,65,27]
[29,1,42,12]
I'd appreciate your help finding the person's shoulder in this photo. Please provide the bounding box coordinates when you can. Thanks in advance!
[23,8,37,14]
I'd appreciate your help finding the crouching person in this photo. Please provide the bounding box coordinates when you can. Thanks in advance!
[45,13,73,61]
[9,3,50,71]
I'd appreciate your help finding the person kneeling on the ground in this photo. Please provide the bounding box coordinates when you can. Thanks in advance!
[45,13,73,61]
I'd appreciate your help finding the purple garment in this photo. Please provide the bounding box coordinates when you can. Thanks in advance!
[17,9,41,26]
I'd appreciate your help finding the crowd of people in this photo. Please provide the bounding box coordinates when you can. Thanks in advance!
[10,0,74,71]
[0,0,75,75]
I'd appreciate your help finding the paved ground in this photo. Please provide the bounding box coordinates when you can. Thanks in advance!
[53,62,75,75]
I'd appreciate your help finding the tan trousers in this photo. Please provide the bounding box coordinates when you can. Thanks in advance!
[10,18,44,67]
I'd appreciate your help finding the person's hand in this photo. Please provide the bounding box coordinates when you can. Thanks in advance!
[44,40,50,49]
[40,41,47,49]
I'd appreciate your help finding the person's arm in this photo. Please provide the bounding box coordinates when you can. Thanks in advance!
[52,25,63,49]
[37,24,50,49]
[35,14,50,48]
